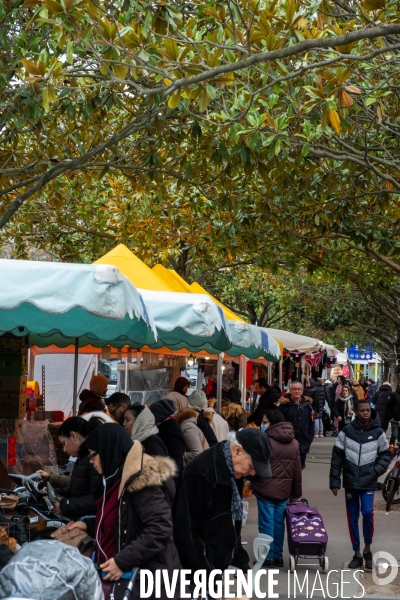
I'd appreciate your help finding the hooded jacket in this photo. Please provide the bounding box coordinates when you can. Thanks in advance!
[372,384,392,430]
[149,400,186,471]
[157,418,186,473]
[100,442,181,600]
[175,408,209,462]
[49,455,100,520]
[247,386,282,426]
[221,401,247,431]
[250,422,302,501]
[388,385,400,422]
[279,395,314,453]
[306,380,326,414]
[329,409,390,490]
[173,441,245,574]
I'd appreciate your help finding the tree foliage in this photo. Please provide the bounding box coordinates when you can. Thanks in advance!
[3,0,400,368]
[2,0,400,268]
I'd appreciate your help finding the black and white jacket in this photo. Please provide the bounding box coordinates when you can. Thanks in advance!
[329,409,390,490]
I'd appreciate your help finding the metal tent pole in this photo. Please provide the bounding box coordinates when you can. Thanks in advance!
[72,338,79,416]
[239,355,246,408]
[217,352,224,412]
[279,360,283,390]
[124,358,129,393]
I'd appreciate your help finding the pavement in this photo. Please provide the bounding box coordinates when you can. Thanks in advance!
[239,435,400,599]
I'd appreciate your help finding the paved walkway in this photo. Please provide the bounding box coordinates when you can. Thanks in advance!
[240,435,400,598]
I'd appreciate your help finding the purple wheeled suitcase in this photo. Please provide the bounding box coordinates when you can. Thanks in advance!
[286,498,329,572]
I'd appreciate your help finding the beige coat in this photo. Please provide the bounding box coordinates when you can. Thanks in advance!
[175,408,209,462]
[204,407,229,441]
[165,391,189,412]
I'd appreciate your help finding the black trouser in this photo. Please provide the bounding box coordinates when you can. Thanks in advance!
[390,421,400,446]
[300,452,307,469]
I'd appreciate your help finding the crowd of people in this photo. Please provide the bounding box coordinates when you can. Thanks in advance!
[35,370,396,599]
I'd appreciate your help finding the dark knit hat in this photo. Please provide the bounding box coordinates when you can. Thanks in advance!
[226,387,242,404]
[236,428,272,478]
[148,399,176,422]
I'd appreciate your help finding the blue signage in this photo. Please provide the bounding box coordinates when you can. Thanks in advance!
[348,345,373,361]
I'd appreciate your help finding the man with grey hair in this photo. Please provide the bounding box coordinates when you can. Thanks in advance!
[173,428,272,578]
[279,381,314,469]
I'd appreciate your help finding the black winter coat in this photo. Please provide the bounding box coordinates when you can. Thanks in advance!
[141,434,169,457]
[250,422,302,501]
[53,455,100,520]
[333,396,354,420]
[324,383,335,412]
[247,386,282,426]
[89,443,181,600]
[306,380,326,415]
[388,386,400,422]
[173,441,245,574]
[329,409,390,490]
[372,384,392,431]
[196,409,218,446]
[157,418,186,472]
[279,395,314,453]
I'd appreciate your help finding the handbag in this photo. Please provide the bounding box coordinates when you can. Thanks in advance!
[51,523,95,556]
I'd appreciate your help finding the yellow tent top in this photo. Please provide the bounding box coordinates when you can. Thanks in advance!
[152,265,193,293]
[94,244,171,292]
[190,282,246,323]
[152,264,247,323]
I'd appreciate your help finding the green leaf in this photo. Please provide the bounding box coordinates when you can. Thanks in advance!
[302,143,310,157]
[66,40,74,65]
[198,88,210,112]
[206,84,217,100]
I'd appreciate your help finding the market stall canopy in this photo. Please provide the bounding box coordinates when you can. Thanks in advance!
[190,282,246,323]
[137,289,232,353]
[94,245,280,360]
[95,244,171,291]
[152,268,280,360]
[227,321,281,361]
[0,259,157,348]
[263,328,322,353]
[94,247,232,353]
[320,343,339,357]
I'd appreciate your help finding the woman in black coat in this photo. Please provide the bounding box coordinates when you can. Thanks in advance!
[69,424,181,600]
[38,416,103,520]
[149,399,186,473]
[333,385,354,432]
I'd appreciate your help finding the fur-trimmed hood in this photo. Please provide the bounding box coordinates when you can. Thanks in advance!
[221,403,243,420]
[175,407,198,426]
[280,394,312,406]
[175,407,213,425]
[119,440,177,498]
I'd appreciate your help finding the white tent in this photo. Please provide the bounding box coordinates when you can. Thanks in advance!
[263,328,322,353]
